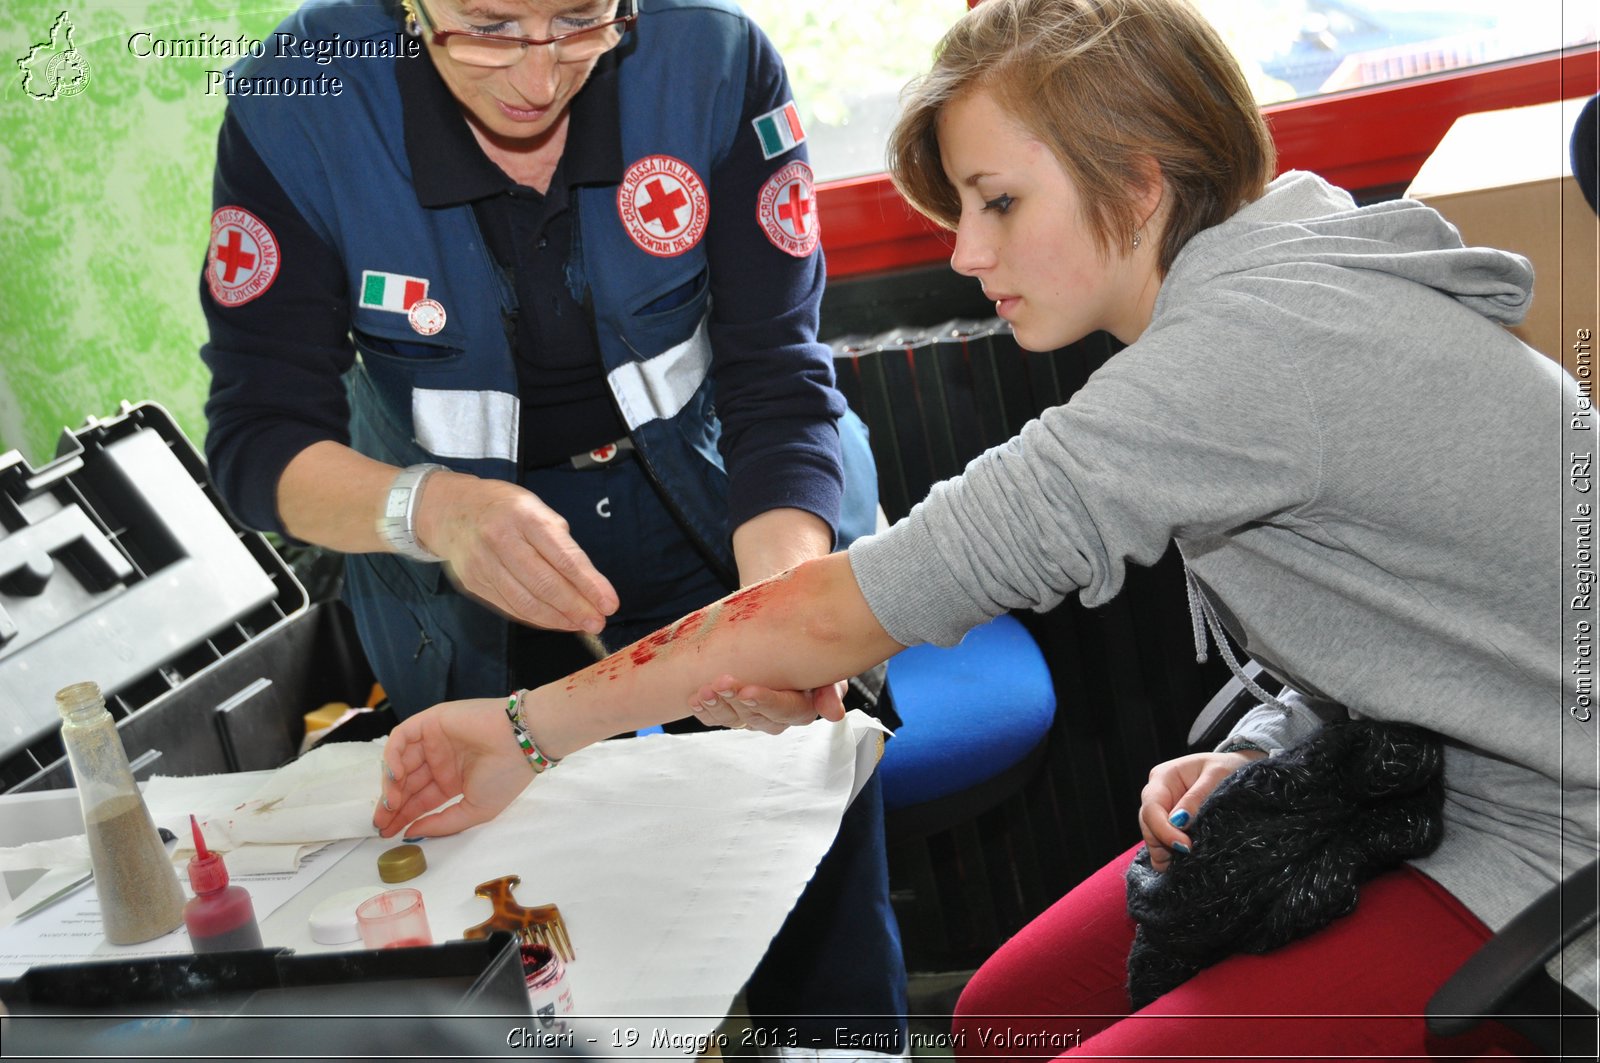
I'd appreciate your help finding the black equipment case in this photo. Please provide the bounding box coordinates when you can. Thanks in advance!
[0,401,373,793]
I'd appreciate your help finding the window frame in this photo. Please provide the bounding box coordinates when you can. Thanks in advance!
[816,44,1600,278]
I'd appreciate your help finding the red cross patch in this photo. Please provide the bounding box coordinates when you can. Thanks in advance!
[756,161,818,258]
[589,443,617,463]
[617,155,708,257]
[206,206,280,307]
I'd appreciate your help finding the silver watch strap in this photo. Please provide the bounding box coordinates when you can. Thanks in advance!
[378,463,447,563]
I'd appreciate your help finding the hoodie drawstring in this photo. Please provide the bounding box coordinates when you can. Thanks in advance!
[1184,565,1292,716]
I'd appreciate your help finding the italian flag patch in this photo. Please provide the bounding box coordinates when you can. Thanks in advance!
[752,101,805,160]
[360,270,429,313]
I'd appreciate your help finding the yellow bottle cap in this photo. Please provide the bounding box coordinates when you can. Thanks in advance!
[378,843,427,883]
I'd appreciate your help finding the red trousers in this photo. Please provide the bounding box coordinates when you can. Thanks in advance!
[953,844,1532,1061]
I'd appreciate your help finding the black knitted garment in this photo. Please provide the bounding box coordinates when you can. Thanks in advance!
[1124,720,1445,1009]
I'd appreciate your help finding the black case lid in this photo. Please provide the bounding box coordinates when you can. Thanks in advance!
[0,402,306,773]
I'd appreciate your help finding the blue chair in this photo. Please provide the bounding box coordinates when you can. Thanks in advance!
[878,613,1056,838]
[831,325,1062,970]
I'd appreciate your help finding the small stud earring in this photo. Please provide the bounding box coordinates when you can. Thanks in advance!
[405,16,421,37]
[1131,230,1143,250]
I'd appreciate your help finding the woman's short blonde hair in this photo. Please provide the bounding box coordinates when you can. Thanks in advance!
[887,0,1276,274]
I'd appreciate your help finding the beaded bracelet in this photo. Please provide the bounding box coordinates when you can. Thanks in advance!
[505,689,560,774]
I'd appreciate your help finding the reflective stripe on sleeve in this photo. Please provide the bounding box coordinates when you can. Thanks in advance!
[411,388,520,462]
[606,315,712,431]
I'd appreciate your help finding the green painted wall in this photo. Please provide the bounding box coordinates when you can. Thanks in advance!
[1,2,292,465]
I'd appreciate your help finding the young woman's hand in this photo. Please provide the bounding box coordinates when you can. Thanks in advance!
[687,675,848,734]
[374,697,533,838]
[1138,749,1267,872]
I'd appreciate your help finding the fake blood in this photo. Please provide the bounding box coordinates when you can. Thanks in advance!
[721,583,773,623]
[183,814,262,953]
[576,578,784,684]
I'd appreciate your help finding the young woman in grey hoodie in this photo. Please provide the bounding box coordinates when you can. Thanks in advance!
[379,0,1592,1054]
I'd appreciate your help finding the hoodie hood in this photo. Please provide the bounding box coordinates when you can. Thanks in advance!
[1159,171,1534,326]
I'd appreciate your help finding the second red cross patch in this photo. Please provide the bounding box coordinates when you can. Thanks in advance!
[757,161,818,258]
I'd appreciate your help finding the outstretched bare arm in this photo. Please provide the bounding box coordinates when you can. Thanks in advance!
[375,551,903,837]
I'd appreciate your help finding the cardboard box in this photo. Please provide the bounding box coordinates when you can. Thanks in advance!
[1406,96,1599,364]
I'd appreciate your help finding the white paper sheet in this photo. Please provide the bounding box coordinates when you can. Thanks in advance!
[187,739,386,850]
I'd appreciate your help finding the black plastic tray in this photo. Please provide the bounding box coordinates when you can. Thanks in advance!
[0,932,537,1057]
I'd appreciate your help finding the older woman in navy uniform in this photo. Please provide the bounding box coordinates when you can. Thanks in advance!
[198,0,906,1053]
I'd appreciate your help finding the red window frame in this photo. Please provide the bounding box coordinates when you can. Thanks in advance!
[817,43,1600,279]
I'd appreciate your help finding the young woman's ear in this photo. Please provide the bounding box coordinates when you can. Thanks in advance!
[1131,154,1167,236]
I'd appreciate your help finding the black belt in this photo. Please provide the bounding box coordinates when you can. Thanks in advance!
[567,437,635,470]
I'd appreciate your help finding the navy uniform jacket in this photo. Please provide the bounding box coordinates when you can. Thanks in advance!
[200,0,877,711]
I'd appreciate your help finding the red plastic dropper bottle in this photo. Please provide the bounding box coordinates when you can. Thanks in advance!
[184,814,263,953]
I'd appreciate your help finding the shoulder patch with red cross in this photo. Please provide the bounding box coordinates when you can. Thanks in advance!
[617,154,708,257]
[756,161,818,258]
[206,206,280,307]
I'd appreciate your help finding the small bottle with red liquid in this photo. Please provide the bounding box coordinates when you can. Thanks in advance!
[521,941,576,1030]
[183,814,263,953]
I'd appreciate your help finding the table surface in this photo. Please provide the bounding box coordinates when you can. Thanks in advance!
[0,713,883,1055]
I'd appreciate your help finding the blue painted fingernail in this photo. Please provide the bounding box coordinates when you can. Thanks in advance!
[402,835,426,844]
[1171,841,1191,855]
[1168,809,1190,828]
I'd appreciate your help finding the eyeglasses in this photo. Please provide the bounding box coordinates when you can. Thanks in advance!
[412,0,636,68]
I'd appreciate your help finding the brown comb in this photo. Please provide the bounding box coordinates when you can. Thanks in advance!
[462,874,575,962]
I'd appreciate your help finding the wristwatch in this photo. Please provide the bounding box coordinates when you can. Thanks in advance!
[377,463,447,563]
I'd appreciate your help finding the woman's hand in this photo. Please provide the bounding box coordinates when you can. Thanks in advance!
[687,675,849,734]
[417,472,620,634]
[1138,749,1266,872]
[275,449,616,632]
[374,697,533,838]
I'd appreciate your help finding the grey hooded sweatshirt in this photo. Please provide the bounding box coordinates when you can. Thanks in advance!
[849,171,1597,1000]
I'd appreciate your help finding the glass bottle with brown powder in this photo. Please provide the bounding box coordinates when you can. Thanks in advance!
[57,681,185,944]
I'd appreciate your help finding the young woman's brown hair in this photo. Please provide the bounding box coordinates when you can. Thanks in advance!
[887,0,1276,275]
